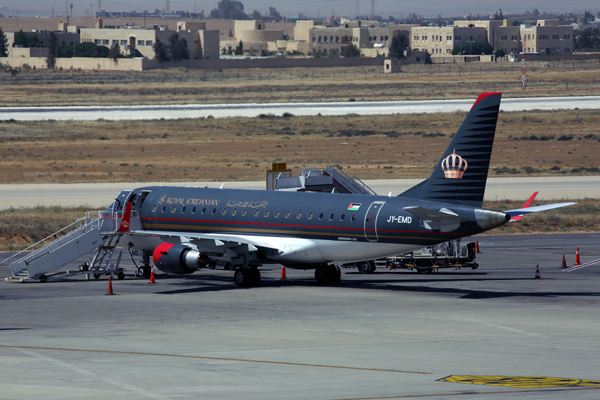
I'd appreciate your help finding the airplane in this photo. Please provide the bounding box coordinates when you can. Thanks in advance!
[108,92,574,286]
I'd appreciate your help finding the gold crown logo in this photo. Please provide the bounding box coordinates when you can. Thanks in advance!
[442,150,468,179]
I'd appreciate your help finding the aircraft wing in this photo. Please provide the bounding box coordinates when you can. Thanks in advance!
[504,202,576,217]
[131,230,283,253]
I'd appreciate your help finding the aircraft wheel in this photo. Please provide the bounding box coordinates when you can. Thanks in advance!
[234,269,253,287]
[358,261,371,274]
[117,271,125,280]
[251,269,261,286]
[315,265,341,284]
[331,265,341,283]
[315,266,327,284]
[93,273,101,279]
[39,275,47,283]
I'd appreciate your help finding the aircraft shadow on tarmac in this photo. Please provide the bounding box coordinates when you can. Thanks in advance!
[151,273,600,300]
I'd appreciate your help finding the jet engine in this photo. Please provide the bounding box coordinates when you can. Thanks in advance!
[152,243,208,274]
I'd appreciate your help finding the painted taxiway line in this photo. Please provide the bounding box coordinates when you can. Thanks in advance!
[0,345,429,375]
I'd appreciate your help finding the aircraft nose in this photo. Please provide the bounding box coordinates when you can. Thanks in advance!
[474,209,510,231]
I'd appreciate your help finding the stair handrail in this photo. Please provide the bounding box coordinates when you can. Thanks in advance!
[0,216,103,267]
[325,165,377,195]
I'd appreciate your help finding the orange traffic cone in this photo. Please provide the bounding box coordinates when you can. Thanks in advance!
[475,240,481,254]
[575,248,581,265]
[149,265,156,284]
[106,276,115,295]
[561,254,567,269]
[281,266,287,280]
[534,265,541,279]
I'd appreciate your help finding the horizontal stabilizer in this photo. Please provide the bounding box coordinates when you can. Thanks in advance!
[504,202,576,217]
[510,191,538,221]
[403,206,470,222]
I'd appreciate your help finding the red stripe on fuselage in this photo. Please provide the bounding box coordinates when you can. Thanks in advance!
[140,216,464,236]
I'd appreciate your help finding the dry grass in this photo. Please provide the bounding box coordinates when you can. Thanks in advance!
[0,205,96,251]
[1,62,600,107]
[0,199,596,251]
[0,108,599,184]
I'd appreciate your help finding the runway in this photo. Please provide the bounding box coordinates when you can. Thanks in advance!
[0,176,598,210]
[1,96,600,121]
[1,233,600,399]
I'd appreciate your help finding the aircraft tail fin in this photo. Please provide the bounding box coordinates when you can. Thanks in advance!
[399,92,502,207]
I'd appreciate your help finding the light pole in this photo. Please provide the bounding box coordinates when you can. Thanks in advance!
[560,38,564,55]
[467,40,474,55]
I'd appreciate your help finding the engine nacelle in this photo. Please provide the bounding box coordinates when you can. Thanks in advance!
[152,243,207,275]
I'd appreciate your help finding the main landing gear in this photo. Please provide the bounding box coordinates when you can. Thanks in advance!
[315,264,341,284]
[234,267,261,287]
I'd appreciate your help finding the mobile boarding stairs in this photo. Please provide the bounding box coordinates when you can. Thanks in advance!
[2,205,137,283]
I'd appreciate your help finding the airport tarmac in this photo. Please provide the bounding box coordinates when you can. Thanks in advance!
[1,233,600,399]
[1,176,598,210]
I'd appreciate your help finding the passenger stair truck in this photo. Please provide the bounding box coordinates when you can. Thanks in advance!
[2,190,136,282]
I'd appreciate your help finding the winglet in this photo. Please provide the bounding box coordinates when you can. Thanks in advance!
[116,200,133,233]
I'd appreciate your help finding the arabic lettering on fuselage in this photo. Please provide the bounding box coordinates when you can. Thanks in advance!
[226,200,268,208]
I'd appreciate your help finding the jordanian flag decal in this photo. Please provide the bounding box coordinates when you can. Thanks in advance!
[348,203,361,211]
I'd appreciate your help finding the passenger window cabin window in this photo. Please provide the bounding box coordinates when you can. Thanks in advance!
[242,209,247,216]
[182,206,186,213]
[232,208,237,216]
[329,213,334,221]
[211,208,216,215]
[285,211,291,218]
[254,209,259,217]
[297,212,302,219]
[152,205,157,212]
[172,206,177,213]
[222,208,227,215]
[264,210,270,217]
[201,207,206,214]
[162,206,166,212]
[275,210,280,218]
[308,212,313,219]
[192,207,197,214]
[340,214,345,221]
[351,214,356,222]
[319,213,324,220]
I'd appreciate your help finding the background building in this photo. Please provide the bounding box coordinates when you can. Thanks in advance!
[79,20,219,59]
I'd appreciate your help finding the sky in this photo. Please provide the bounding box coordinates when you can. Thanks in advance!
[0,0,599,18]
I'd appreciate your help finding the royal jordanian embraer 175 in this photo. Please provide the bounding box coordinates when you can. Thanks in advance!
[109,92,573,286]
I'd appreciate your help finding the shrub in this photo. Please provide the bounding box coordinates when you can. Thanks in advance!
[557,134,574,141]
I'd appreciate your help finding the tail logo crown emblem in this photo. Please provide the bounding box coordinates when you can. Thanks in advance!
[442,150,468,179]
